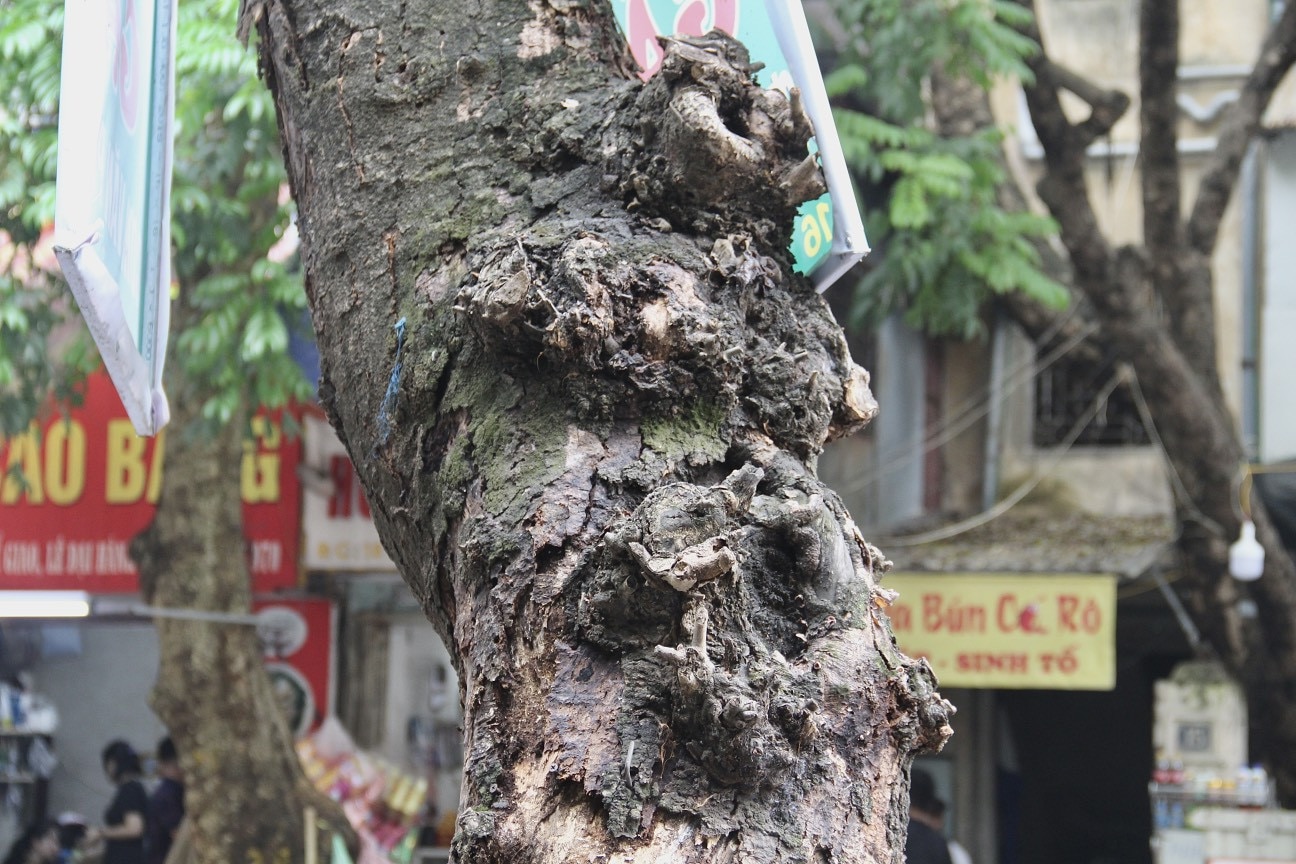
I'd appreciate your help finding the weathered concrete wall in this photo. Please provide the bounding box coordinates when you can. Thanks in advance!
[1260,131,1296,461]
[1003,446,1174,517]
[34,623,168,819]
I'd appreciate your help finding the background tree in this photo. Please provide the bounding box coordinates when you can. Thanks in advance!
[1009,0,1296,802]
[240,0,951,861]
[822,0,1066,339]
[0,1,353,860]
[823,0,1296,803]
[0,3,94,434]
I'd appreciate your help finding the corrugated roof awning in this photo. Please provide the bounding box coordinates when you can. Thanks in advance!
[871,504,1175,580]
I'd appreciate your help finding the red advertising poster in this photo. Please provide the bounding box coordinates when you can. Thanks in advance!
[254,596,334,738]
[0,371,301,592]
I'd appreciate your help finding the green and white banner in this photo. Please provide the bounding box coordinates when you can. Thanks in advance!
[614,0,868,290]
[54,0,176,436]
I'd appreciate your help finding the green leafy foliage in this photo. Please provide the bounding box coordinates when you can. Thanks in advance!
[824,0,1068,338]
[169,0,312,427]
[0,0,92,437]
[0,0,311,435]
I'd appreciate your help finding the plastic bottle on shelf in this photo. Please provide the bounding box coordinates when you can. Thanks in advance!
[1192,770,1210,799]
[1243,765,1270,807]
[1154,798,1170,830]
[10,690,26,728]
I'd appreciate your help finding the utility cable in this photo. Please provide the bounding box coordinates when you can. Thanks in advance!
[922,303,1084,442]
[1153,568,1204,652]
[1124,365,1226,539]
[1118,567,1179,600]
[840,319,1099,495]
[877,370,1124,547]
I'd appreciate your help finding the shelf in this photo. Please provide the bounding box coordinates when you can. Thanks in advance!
[0,774,37,784]
[1149,783,1272,809]
[0,729,50,737]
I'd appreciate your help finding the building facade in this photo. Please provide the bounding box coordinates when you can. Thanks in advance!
[819,2,1296,862]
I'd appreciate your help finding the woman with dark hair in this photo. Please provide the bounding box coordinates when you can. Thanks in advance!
[2,820,60,864]
[89,739,147,864]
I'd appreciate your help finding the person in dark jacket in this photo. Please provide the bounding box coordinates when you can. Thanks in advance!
[906,768,954,864]
[146,736,184,864]
[89,740,147,864]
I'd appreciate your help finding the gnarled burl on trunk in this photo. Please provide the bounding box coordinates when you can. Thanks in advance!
[244,0,951,858]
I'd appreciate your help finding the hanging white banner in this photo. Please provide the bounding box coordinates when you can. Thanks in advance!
[53,0,177,436]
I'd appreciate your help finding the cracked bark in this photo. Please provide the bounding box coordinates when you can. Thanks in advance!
[243,2,950,861]
[1011,0,1296,802]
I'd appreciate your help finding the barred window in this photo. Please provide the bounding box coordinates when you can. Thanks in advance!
[1033,351,1150,447]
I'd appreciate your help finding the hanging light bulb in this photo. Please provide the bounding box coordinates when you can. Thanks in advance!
[1229,520,1265,582]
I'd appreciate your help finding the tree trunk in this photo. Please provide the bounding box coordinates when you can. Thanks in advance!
[130,295,355,864]
[244,1,951,860]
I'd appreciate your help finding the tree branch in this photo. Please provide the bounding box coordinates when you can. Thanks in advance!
[1009,0,1296,808]
[1187,0,1296,254]
[1043,61,1132,146]
[1137,0,1221,385]
[1139,0,1184,287]
[928,64,1105,366]
[1011,0,1120,285]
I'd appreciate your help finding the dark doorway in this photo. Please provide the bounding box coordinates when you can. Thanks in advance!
[997,589,1190,864]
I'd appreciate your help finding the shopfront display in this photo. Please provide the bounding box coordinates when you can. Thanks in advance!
[0,679,59,854]
[0,370,314,843]
[1150,661,1296,864]
[297,718,440,861]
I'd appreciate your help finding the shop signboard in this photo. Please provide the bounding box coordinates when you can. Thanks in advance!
[254,596,335,738]
[54,0,178,436]
[885,573,1117,690]
[613,0,868,290]
[0,372,300,592]
[301,413,395,571]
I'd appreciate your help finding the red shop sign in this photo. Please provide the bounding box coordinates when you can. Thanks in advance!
[0,371,301,592]
[254,596,334,738]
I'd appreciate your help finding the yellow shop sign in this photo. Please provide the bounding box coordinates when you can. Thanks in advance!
[885,573,1117,691]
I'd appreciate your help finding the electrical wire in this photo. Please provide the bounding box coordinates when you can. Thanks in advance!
[1117,567,1179,600]
[1152,568,1204,652]
[840,318,1099,495]
[1123,366,1226,539]
[851,309,1245,562]
[849,319,1095,491]
[877,370,1124,547]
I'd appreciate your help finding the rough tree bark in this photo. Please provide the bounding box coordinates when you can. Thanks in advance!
[1010,0,1296,802]
[130,297,356,863]
[240,0,952,861]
